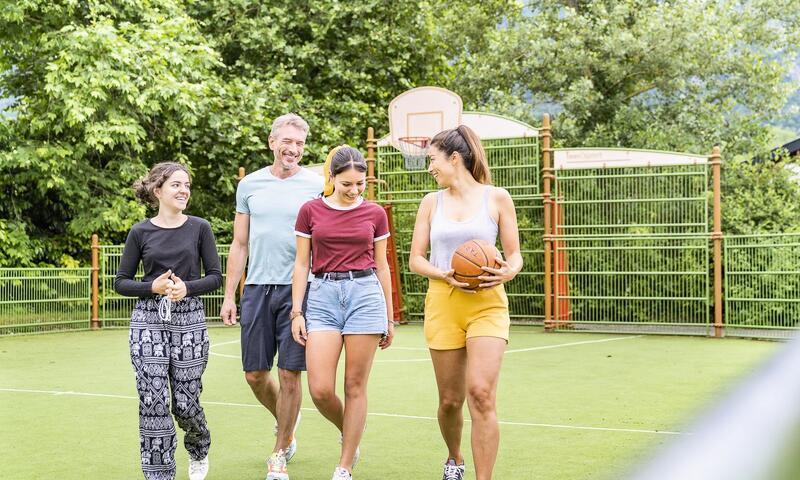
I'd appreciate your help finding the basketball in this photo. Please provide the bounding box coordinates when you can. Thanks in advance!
[451,239,501,289]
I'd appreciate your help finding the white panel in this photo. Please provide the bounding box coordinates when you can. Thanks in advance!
[462,112,538,139]
[554,148,708,170]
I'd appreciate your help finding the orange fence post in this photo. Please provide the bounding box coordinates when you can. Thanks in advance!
[710,146,723,337]
[554,197,572,326]
[541,114,554,330]
[237,166,246,299]
[383,205,406,324]
[91,233,100,330]
[366,127,377,201]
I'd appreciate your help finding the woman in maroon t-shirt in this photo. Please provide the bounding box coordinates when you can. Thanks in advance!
[290,146,394,480]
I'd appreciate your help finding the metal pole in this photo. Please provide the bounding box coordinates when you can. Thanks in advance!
[710,146,723,337]
[237,166,246,299]
[91,233,100,330]
[541,114,554,330]
[366,127,376,201]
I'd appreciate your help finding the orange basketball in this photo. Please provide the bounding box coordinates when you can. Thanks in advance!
[451,239,501,289]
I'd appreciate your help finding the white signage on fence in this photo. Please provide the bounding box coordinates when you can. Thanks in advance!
[554,148,708,170]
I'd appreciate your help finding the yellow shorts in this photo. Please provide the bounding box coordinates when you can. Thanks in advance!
[423,279,510,350]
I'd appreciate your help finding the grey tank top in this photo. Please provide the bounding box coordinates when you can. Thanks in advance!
[429,186,499,271]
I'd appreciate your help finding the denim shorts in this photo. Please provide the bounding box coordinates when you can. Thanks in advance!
[305,272,388,335]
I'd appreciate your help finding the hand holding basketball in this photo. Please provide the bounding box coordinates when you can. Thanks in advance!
[478,256,515,288]
[440,269,473,292]
[451,240,502,290]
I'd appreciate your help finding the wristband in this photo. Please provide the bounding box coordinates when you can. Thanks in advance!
[290,310,304,320]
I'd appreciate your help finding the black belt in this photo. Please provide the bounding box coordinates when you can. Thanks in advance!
[315,268,375,280]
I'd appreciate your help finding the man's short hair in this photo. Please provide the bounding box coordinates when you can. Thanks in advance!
[270,113,310,137]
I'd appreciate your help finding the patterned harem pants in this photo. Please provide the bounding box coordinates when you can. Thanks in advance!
[129,297,211,480]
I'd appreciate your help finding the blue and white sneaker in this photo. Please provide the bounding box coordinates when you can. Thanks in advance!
[331,466,352,479]
[442,458,465,480]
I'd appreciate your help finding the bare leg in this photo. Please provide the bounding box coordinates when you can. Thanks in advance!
[465,337,506,480]
[306,331,345,431]
[245,369,278,417]
[338,334,381,470]
[274,368,302,452]
[429,348,468,464]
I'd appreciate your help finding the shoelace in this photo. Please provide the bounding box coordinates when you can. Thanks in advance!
[158,296,172,323]
[443,463,463,480]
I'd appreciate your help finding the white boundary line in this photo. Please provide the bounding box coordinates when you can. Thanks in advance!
[0,387,683,435]
[209,335,643,362]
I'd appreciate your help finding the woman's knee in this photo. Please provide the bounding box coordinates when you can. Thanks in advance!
[467,384,496,414]
[438,393,466,414]
[309,382,337,404]
[343,375,368,398]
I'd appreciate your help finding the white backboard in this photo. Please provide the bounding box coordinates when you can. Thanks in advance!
[554,148,708,170]
[388,86,462,148]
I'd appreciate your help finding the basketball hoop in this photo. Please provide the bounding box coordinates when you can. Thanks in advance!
[397,136,430,170]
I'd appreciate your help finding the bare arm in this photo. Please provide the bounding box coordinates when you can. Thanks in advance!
[479,188,523,287]
[408,193,444,279]
[374,238,394,349]
[290,235,312,346]
[220,213,250,325]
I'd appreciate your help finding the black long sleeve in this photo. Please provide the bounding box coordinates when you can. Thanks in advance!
[184,223,223,297]
[114,216,222,298]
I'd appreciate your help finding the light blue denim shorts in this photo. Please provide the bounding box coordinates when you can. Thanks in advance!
[305,272,388,336]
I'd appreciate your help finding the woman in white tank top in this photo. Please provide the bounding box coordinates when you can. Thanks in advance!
[409,125,523,480]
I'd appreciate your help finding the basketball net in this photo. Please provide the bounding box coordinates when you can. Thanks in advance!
[397,136,430,170]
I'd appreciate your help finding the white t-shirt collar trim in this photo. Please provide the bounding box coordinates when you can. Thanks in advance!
[322,195,364,211]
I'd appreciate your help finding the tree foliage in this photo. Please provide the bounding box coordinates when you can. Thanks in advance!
[0,0,798,267]
[0,0,505,265]
[452,0,800,156]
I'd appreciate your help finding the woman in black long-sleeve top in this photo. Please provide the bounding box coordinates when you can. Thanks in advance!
[115,162,222,480]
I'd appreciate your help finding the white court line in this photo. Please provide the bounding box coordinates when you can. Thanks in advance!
[505,335,643,354]
[0,387,682,435]
[374,335,642,363]
[209,335,643,362]
[210,352,240,359]
[209,339,241,348]
[208,338,244,359]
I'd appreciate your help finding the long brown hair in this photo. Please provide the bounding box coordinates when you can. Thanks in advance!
[430,125,491,184]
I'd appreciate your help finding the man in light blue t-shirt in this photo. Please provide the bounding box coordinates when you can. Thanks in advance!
[221,113,323,480]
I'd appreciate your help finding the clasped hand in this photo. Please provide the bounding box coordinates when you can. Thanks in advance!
[151,270,187,301]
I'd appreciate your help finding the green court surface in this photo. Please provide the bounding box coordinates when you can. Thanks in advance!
[0,326,779,479]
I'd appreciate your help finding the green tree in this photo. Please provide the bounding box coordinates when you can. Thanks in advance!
[1,0,511,266]
[453,0,800,156]
[0,0,224,265]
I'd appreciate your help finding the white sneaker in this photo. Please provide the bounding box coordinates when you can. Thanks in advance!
[331,466,352,479]
[266,450,289,480]
[338,433,360,468]
[284,436,297,463]
[188,455,209,480]
[273,412,302,463]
